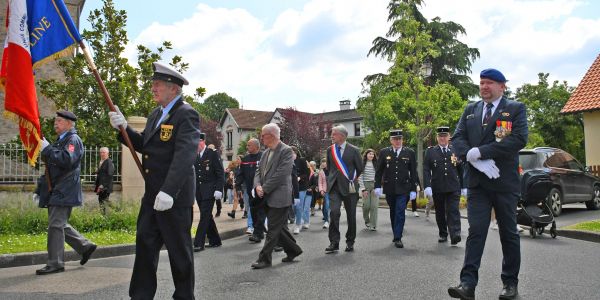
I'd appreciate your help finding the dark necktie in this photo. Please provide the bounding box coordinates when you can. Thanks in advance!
[482,102,494,126]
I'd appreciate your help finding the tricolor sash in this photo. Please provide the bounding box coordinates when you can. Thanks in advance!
[331,145,357,193]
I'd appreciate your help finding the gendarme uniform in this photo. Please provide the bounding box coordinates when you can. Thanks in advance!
[375,129,419,247]
[423,126,464,244]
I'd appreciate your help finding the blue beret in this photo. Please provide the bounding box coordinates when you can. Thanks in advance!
[480,68,507,83]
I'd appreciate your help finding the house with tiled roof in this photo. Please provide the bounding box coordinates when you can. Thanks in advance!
[218,108,272,161]
[561,53,600,166]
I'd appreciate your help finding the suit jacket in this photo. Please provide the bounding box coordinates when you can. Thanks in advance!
[451,97,528,192]
[326,142,363,196]
[375,146,419,195]
[253,141,294,208]
[195,148,225,201]
[423,145,464,193]
[95,158,115,193]
[120,96,201,207]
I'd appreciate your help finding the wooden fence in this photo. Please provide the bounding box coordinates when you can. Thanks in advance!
[589,165,600,178]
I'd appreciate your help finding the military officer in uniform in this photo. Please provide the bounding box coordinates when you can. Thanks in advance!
[109,62,200,299]
[423,126,466,245]
[374,129,419,248]
[193,133,225,251]
[35,110,97,275]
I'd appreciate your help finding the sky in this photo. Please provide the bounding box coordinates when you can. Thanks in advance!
[80,0,600,113]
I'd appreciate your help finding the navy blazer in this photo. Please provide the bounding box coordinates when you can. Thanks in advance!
[195,148,225,201]
[451,97,528,192]
[326,142,363,196]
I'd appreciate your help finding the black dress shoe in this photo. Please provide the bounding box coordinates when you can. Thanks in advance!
[345,244,354,252]
[438,236,448,243]
[80,244,97,265]
[451,236,462,245]
[394,240,404,248]
[282,250,302,262]
[499,284,518,299]
[205,243,222,248]
[448,284,475,300]
[36,265,65,275]
[273,246,284,252]
[325,243,339,254]
[227,211,235,219]
[215,211,221,217]
[249,236,262,243]
[251,261,271,269]
[193,246,205,252]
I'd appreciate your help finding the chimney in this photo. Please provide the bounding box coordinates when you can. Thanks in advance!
[339,99,351,111]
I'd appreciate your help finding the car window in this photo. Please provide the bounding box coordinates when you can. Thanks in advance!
[562,151,584,171]
[519,153,542,171]
[544,151,568,169]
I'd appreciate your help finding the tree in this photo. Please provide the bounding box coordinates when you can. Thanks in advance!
[278,107,326,161]
[196,92,239,122]
[367,0,480,99]
[199,118,222,153]
[514,73,584,161]
[38,0,204,148]
[358,0,465,186]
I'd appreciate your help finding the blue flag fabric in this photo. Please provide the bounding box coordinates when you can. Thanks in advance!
[26,0,82,68]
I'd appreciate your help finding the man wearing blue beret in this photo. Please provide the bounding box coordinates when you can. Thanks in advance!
[448,68,528,299]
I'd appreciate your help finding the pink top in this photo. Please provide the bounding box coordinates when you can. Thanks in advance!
[318,169,327,192]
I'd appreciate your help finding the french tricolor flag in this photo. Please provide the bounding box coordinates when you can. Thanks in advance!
[0,0,81,166]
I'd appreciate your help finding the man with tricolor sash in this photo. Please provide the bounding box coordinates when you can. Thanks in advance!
[325,124,364,253]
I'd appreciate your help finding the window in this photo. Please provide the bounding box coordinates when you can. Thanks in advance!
[226,131,233,150]
[227,155,233,161]
[354,123,361,136]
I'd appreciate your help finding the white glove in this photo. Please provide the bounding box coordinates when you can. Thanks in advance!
[470,159,500,179]
[294,198,300,206]
[409,191,417,200]
[214,190,223,200]
[424,187,433,197]
[33,194,40,204]
[40,138,50,151]
[154,191,174,211]
[108,106,127,129]
[466,147,481,163]
[374,188,382,197]
[461,188,468,197]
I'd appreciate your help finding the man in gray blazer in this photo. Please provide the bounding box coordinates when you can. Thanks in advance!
[251,123,303,269]
[325,124,364,253]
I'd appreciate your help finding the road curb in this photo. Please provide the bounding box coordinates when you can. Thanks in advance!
[0,227,247,269]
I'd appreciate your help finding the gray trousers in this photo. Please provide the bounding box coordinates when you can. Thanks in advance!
[47,206,92,267]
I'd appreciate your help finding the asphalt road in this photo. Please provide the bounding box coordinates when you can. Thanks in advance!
[1,207,599,300]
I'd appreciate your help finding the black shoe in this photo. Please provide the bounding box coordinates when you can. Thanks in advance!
[451,236,462,245]
[273,246,284,252]
[80,244,97,265]
[36,265,65,275]
[438,236,448,243]
[249,236,262,243]
[448,284,475,300]
[205,243,222,248]
[193,246,205,252]
[325,243,339,254]
[499,284,518,299]
[215,211,221,217]
[394,240,404,248]
[282,250,303,262]
[227,211,235,219]
[251,261,271,269]
[242,212,248,219]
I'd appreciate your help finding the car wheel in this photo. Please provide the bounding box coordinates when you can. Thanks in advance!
[585,186,600,210]
[547,188,562,216]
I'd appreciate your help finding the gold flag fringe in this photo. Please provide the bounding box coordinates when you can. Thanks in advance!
[31,45,76,70]
[3,110,42,166]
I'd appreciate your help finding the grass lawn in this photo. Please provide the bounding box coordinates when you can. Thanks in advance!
[564,220,600,232]
[0,230,136,254]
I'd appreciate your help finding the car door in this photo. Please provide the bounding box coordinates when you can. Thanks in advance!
[562,151,593,201]
[544,151,574,202]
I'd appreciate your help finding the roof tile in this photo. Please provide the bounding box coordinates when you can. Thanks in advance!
[562,53,600,113]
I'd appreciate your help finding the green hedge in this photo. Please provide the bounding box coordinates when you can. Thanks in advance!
[0,194,139,235]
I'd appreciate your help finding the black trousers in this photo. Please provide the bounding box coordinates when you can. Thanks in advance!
[432,190,461,238]
[129,204,195,300]
[257,205,302,264]
[194,197,221,247]
[250,200,266,240]
[328,187,358,245]
[460,188,520,288]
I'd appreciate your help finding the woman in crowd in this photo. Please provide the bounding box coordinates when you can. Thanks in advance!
[318,158,330,229]
[359,149,379,231]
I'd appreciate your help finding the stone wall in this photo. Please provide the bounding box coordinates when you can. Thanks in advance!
[0,0,86,143]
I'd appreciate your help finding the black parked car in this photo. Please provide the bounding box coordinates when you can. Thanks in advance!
[519,147,600,216]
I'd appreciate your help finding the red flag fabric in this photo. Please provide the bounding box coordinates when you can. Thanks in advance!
[1,0,41,166]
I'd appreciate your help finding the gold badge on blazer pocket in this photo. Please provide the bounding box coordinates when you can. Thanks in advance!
[160,124,174,141]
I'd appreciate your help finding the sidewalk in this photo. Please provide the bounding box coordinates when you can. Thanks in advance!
[0,201,248,269]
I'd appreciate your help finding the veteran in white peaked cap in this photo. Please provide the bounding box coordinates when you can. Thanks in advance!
[152,61,189,86]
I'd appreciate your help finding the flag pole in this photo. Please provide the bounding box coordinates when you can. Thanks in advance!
[78,41,145,178]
